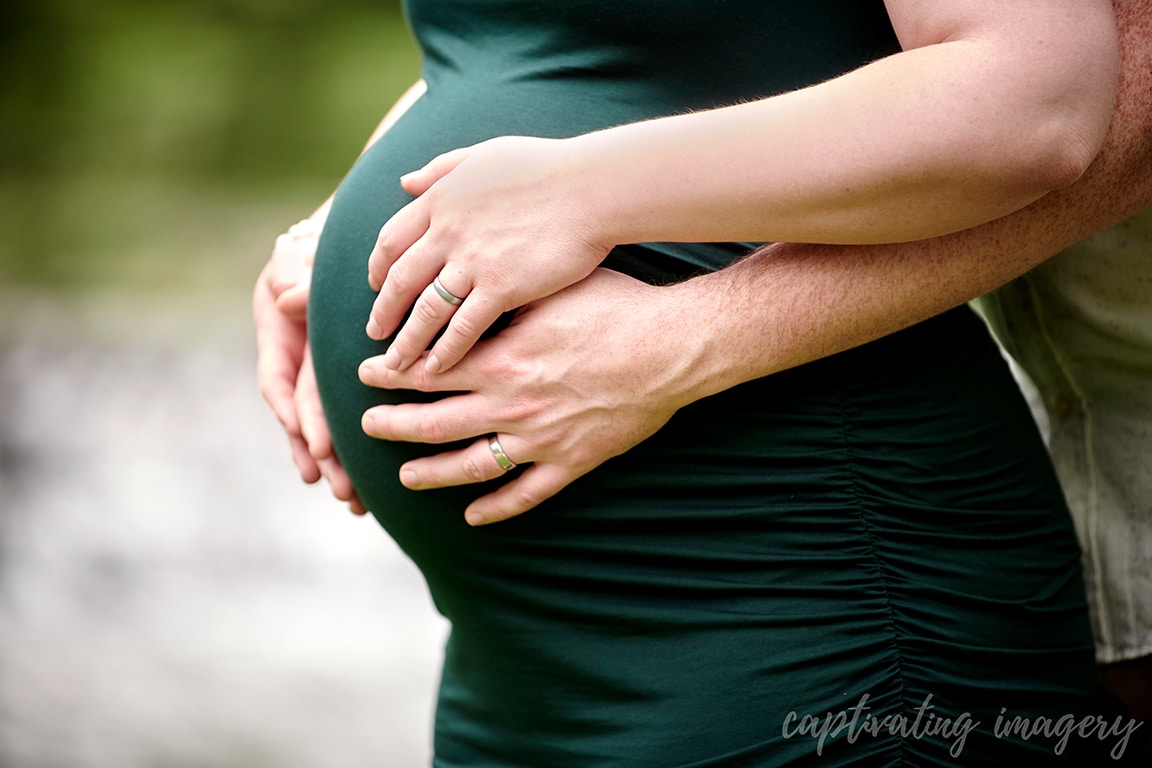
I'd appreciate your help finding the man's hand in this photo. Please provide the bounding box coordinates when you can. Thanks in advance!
[357,269,692,526]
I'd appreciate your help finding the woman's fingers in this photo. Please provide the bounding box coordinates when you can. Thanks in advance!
[382,280,506,373]
[319,454,356,502]
[423,290,505,373]
[370,145,476,296]
[288,433,322,485]
[376,272,471,370]
[367,196,431,293]
[254,266,306,434]
[275,271,311,320]
[359,343,479,393]
[399,146,472,197]
[366,236,443,342]
[296,345,332,461]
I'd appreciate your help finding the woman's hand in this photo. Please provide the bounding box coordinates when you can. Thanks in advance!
[269,218,322,319]
[254,222,366,516]
[358,269,692,525]
[255,256,318,482]
[365,136,613,374]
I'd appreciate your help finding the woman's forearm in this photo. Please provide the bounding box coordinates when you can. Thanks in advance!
[660,0,1151,408]
[567,0,1116,247]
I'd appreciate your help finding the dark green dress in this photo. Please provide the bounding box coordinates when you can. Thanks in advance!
[309,2,1130,765]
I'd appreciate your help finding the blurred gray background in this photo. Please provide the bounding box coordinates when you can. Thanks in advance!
[0,1,448,765]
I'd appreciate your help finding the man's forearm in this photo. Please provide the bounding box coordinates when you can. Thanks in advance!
[665,0,1152,407]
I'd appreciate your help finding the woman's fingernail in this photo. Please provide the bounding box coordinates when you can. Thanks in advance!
[465,511,487,527]
[424,354,441,374]
[362,413,377,435]
[366,316,382,339]
[400,469,418,488]
[382,348,401,370]
[358,362,376,385]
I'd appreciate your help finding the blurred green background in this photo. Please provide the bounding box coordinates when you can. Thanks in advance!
[0,0,420,294]
[0,3,448,767]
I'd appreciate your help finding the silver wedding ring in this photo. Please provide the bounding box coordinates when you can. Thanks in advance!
[489,436,516,472]
[432,275,464,306]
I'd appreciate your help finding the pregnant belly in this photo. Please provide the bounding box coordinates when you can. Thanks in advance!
[307,89,753,545]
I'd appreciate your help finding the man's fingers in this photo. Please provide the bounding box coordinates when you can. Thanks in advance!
[359,344,483,393]
[463,464,574,526]
[361,394,493,445]
[398,434,523,490]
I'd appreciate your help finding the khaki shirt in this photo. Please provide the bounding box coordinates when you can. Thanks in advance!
[978,206,1152,663]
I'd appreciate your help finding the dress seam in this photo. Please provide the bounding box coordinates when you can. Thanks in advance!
[834,384,910,767]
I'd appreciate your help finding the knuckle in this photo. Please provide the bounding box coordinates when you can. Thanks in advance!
[447,312,482,344]
[502,394,543,426]
[412,295,443,325]
[384,261,416,297]
[374,225,394,254]
[512,484,545,512]
[406,366,434,392]
[414,412,446,443]
[461,454,490,483]
[380,368,405,391]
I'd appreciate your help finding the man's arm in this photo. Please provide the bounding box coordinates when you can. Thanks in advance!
[671,0,1152,409]
[359,1,1152,525]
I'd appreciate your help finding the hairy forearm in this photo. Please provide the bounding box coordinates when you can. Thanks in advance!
[566,1,1115,247]
[662,0,1150,407]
